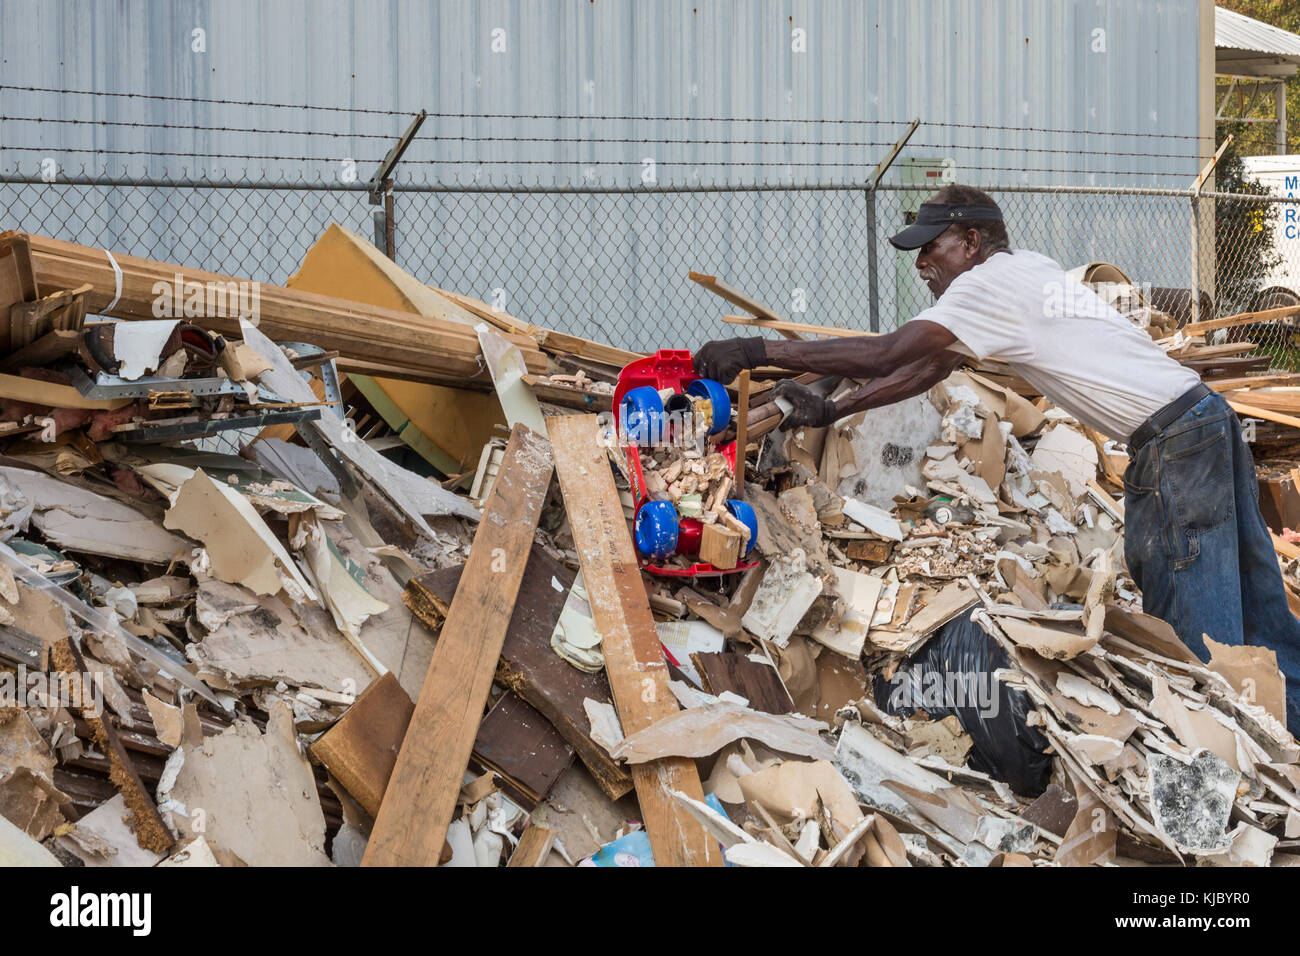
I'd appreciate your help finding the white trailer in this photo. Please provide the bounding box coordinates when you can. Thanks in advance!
[1241,155,1300,313]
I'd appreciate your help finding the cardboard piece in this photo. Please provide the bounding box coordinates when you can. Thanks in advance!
[610,702,834,764]
[1204,635,1287,728]
[998,617,1100,661]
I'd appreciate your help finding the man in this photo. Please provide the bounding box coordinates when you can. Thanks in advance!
[695,184,1300,731]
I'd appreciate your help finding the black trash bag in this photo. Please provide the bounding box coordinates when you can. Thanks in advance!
[873,609,1052,797]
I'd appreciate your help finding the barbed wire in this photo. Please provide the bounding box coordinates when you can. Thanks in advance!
[0,114,1215,163]
[0,84,1220,141]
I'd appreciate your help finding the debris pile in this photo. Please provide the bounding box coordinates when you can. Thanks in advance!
[1,228,1298,867]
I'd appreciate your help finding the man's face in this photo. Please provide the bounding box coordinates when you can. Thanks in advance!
[915,227,978,298]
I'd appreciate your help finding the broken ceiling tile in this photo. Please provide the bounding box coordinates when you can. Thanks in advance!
[841,497,904,541]
[1029,425,1098,499]
[164,468,316,601]
[741,549,823,646]
[0,466,189,565]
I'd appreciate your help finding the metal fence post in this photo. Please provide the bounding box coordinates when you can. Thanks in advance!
[865,189,879,332]
[1190,191,1201,326]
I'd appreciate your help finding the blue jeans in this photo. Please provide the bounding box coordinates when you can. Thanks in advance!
[1123,391,1300,731]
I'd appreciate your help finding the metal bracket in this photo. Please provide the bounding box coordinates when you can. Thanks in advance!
[61,364,287,402]
[1191,134,1233,195]
[865,119,920,332]
[868,119,921,191]
[118,408,320,444]
[368,110,427,204]
[276,342,344,416]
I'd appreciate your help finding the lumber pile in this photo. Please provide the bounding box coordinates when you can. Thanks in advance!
[2,234,1300,871]
[0,231,548,389]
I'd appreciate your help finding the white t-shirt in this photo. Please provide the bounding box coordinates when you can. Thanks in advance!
[915,250,1201,441]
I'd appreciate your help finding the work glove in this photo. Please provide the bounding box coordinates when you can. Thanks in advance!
[774,379,838,431]
[693,337,767,384]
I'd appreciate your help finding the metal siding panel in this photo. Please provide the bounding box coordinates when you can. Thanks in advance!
[0,0,1206,348]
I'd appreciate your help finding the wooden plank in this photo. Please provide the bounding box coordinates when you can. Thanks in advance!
[521,375,615,412]
[49,636,173,855]
[687,270,800,341]
[308,671,414,818]
[1220,389,1300,414]
[362,424,553,866]
[549,414,723,867]
[1209,374,1300,392]
[735,369,750,493]
[1187,355,1272,379]
[403,545,633,801]
[310,676,572,818]
[438,287,644,368]
[1184,303,1300,336]
[0,234,38,353]
[0,328,82,371]
[1228,400,1300,431]
[506,823,557,867]
[691,651,795,714]
[434,287,535,337]
[472,691,574,807]
[534,329,643,368]
[721,313,878,338]
[1271,531,1300,561]
[1171,341,1256,360]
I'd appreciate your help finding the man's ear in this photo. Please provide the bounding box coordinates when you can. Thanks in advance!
[963,228,981,258]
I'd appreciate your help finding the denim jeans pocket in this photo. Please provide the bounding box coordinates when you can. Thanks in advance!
[1122,445,1158,496]
[1159,418,1233,568]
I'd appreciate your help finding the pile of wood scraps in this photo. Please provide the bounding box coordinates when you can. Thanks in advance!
[1,237,1300,869]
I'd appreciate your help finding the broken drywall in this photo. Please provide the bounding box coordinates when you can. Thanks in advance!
[158,701,331,867]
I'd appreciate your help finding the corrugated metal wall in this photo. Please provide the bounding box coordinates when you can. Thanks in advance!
[0,1,1207,347]
[0,0,1203,184]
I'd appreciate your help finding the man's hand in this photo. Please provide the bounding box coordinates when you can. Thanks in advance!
[774,379,837,431]
[693,337,767,383]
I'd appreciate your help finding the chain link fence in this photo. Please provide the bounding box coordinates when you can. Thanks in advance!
[1,171,1298,363]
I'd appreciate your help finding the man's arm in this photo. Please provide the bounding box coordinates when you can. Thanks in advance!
[831,349,965,418]
[693,319,958,384]
[764,319,956,379]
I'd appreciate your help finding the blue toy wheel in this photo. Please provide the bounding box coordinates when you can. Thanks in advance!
[725,499,758,556]
[620,386,665,445]
[635,500,679,559]
[685,378,732,435]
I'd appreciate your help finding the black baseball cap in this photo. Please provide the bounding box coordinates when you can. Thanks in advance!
[889,201,1004,250]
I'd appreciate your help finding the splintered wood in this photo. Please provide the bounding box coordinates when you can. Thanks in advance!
[363,424,553,866]
[549,414,724,867]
